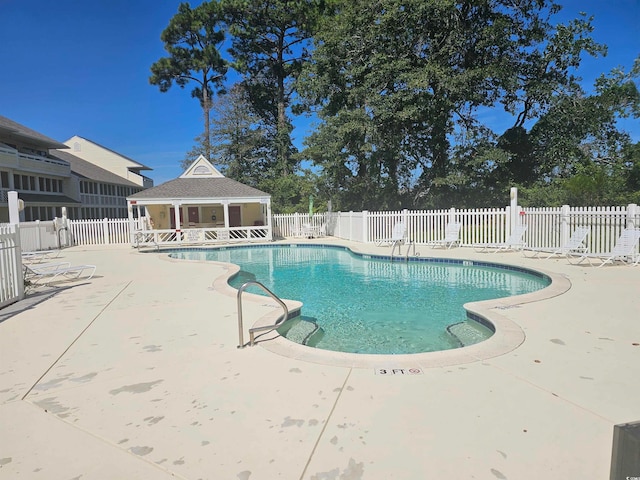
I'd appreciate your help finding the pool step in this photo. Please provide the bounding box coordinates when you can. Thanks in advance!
[446,321,491,347]
[280,317,325,346]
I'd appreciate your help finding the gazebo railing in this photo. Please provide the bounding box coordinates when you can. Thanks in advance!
[133,225,271,248]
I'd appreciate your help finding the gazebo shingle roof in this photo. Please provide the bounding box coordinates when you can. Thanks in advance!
[128,178,269,200]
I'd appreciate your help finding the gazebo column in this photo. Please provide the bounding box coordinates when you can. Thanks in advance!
[222,201,230,228]
[127,201,136,245]
[264,199,273,241]
[173,201,182,242]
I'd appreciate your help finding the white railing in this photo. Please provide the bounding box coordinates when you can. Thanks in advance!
[272,213,329,239]
[0,224,24,307]
[11,203,640,255]
[273,209,512,245]
[273,203,640,255]
[522,205,638,253]
[0,202,637,315]
[17,152,69,168]
[69,218,138,246]
[2,203,637,312]
[132,226,271,248]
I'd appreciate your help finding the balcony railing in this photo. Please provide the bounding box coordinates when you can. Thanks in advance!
[0,145,70,176]
[17,152,70,175]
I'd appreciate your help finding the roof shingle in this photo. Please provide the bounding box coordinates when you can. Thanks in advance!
[128,178,270,200]
[0,115,68,150]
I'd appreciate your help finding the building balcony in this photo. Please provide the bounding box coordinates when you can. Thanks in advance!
[0,144,70,177]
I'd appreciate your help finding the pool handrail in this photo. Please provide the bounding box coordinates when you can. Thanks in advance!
[237,281,289,348]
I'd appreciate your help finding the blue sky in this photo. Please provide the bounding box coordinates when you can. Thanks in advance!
[1,0,638,185]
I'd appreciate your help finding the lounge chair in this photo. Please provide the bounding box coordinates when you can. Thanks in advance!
[301,223,320,238]
[24,262,96,286]
[523,226,591,259]
[474,224,528,253]
[426,222,461,249]
[375,222,406,248]
[21,249,61,263]
[567,228,640,267]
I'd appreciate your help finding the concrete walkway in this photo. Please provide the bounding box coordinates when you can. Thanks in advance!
[0,240,638,479]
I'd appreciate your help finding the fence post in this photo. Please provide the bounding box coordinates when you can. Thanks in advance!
[60,207,69,247]
[35,220,42,251]
[627,204,638,228]
[349,211,354,241]
[362,210,369,243]
[560,205,570,246]
[103,218,110,245]
[509,187,518,232]
[8,191,20,225]
[402,209,409,240]
[14,223,25,300]
[6,192,25,301]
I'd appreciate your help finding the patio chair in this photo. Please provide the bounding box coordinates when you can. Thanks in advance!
[24,262,96,286]
[474,224,528,253]
[375,222,406,249]
[301,223,319,238]
[567,228,640,267]
[21,249,62,263]
[523,226,591,259]
[426,222,461,249]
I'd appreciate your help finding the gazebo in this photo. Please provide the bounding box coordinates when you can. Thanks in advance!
[127,155,272,246]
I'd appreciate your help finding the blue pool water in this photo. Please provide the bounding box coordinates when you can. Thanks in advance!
[167,245,549,354]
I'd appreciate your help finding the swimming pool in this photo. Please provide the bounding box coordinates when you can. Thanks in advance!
[167,244,550,355]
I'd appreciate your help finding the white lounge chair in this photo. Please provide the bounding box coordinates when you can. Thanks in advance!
[474,224,528,253]
[24,262,96,286]
[567,228,640,267]
[523,226,591,259]
[375,222,406,248]
[301,223,320,238]
[426,223,461,249]
[21,249,62,263]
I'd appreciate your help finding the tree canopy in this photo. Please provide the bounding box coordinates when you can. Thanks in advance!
[151,0,640,211]
[150,1,228,159]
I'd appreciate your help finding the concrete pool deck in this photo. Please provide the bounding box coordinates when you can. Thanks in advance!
[0,239,638,479]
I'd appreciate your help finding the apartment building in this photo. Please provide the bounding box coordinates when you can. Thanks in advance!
[63,135,153,189]
[50,149,144,219]
[0,115,152,221]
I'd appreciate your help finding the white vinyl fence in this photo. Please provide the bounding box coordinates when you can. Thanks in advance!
[273,203,640,255]
[13,203,640,255]
[19,220,62,253]
[1,202,638,311]
[69,218,142,246]
[17,218,145,251]
[0,224,24,307]
[522,205,640,253]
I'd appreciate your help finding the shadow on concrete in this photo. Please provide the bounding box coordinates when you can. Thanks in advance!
[0,285,79,325]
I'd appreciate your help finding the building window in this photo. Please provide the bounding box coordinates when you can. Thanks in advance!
[0,171,9,188]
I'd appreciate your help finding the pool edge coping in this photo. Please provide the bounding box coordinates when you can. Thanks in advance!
[161,241,571,369]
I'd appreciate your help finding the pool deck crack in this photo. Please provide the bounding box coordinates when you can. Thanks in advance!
[486,359,614,423]
[21,281,133,401]
[299,367,353,480]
